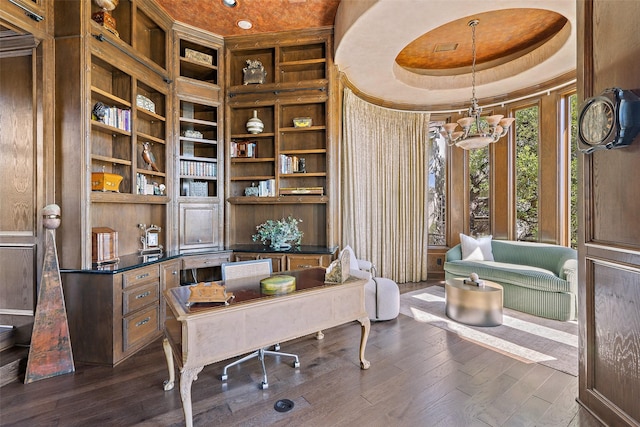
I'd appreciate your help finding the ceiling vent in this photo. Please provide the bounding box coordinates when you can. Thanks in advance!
[434,43,458,52]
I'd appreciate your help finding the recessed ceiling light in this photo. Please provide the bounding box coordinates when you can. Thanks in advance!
[222,0,237,7]
[237,19,252,30]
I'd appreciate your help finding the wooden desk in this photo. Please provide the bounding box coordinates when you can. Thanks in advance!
[162,268,370,427]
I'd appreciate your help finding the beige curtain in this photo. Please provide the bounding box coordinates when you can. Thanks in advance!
[341,88,430,283]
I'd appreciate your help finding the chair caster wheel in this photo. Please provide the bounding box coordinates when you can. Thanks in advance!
[293,361,300,368]
[261,382,269,389]
[221,374,228,382]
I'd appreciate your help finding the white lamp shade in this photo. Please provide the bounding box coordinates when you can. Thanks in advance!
[443,123,459,133]
[486,115,504,126]
[456,136,494,150]
[499,117,515,129]
[457,117,474,128]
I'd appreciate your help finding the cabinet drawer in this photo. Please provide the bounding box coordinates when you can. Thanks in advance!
[123,282,159,315]
[123,265,159,289]
[286,254,328,270]
[182,252,230,270]
[123,305,159,351]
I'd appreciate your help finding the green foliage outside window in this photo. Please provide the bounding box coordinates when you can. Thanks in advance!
[515,106,539,241]
[569,94,578,248]
[469,145,490,236]
[428,132,446,245]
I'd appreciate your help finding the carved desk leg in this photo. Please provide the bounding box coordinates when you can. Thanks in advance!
[358,316,371,369]
[180,366,204,427]
[162,338,175,391]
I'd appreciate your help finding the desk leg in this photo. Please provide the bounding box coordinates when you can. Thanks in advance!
[180,366,203,427]
[162,338,175,391]
[357,316,371,369]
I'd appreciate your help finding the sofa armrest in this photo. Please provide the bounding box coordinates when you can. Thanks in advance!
[559,257,578,291]
[446,244,462,262]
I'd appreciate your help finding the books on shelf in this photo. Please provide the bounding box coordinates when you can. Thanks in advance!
[252,179,275,197]
[231,141,257,158]
[96,106,131,132]
[180,160,216,177]
[279,154,306,174]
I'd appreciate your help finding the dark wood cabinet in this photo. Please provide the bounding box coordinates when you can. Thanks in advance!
[62,258,181,366]
[230,245,337,273]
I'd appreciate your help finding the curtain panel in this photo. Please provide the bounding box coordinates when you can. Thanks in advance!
[341,88,430,283]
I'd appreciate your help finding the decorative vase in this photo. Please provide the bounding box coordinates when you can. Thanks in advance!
[246,110,264,134]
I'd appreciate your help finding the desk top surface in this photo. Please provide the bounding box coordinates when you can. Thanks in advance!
[168,267,356,316]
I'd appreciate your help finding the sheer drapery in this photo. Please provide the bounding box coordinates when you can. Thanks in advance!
[342,88,430,283]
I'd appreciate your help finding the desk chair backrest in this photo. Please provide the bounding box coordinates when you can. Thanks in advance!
[221,259,272,281]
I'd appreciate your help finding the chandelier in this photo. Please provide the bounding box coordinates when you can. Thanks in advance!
[440,19,515,150]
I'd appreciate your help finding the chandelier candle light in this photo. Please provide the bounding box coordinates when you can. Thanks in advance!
[441,19,515,150]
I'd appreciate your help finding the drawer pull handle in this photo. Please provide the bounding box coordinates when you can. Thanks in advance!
[300,264,313,268]
[136,317,151,327]
[172,271,178,275]
[136,273,150,280]
[135,291,151,299]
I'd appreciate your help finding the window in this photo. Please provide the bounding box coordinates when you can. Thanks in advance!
[568,93,579,248]
[515,105,539,241]
[469,146,490,236]
[428,130,446,245]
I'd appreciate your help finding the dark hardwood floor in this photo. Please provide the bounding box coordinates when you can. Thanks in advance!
[0,281,603,427]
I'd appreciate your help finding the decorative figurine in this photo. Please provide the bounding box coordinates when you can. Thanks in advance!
[92,0,119,37]
[243,59,267,85]
[142,142,159,172]
[92,102,108,123]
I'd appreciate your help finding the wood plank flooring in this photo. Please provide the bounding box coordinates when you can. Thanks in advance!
[0,282,604,427]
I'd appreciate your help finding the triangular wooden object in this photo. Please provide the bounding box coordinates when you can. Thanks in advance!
[24,229,75,383]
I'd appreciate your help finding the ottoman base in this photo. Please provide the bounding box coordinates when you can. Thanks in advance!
[365,277,400,321]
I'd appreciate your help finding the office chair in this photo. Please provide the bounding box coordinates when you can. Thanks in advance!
[220,259,300,389]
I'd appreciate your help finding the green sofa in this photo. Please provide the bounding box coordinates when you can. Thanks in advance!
[444,240,578,321]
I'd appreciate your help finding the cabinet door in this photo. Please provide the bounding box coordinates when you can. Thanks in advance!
[161,259,181,321]
[180,203,220,249]
[232,253,285,272]
[286,254,330,270]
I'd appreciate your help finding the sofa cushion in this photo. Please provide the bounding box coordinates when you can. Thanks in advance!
[444,260,573,293]
[459,233,494,261]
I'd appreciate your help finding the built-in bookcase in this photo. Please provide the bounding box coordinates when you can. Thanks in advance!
[224,29,336,248]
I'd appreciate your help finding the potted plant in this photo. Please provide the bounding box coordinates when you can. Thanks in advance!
[252,216,303,250]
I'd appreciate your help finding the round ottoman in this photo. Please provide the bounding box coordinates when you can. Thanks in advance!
[365,277,400,321]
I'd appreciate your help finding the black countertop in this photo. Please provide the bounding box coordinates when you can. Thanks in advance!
[61,245,337,274]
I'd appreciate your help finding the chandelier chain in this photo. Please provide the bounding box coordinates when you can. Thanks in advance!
[471,20,477,103]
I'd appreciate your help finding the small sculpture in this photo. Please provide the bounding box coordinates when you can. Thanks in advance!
[464,272,484,286]
[92,0,119,37]
[92,102,108,123]
[187,282,234,306]
[142,142,159,172]
[243,59,267,85]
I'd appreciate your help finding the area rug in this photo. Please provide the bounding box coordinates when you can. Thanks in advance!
[399,286,578,376]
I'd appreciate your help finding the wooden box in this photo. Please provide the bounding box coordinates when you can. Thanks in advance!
[92,227,119,265]
[91,172,123,192]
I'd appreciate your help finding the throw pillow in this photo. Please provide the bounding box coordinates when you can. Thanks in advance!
[459,233,494,261]
[341,245,359,271]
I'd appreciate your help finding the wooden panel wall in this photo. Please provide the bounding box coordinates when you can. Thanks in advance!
[577,1,640,425]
